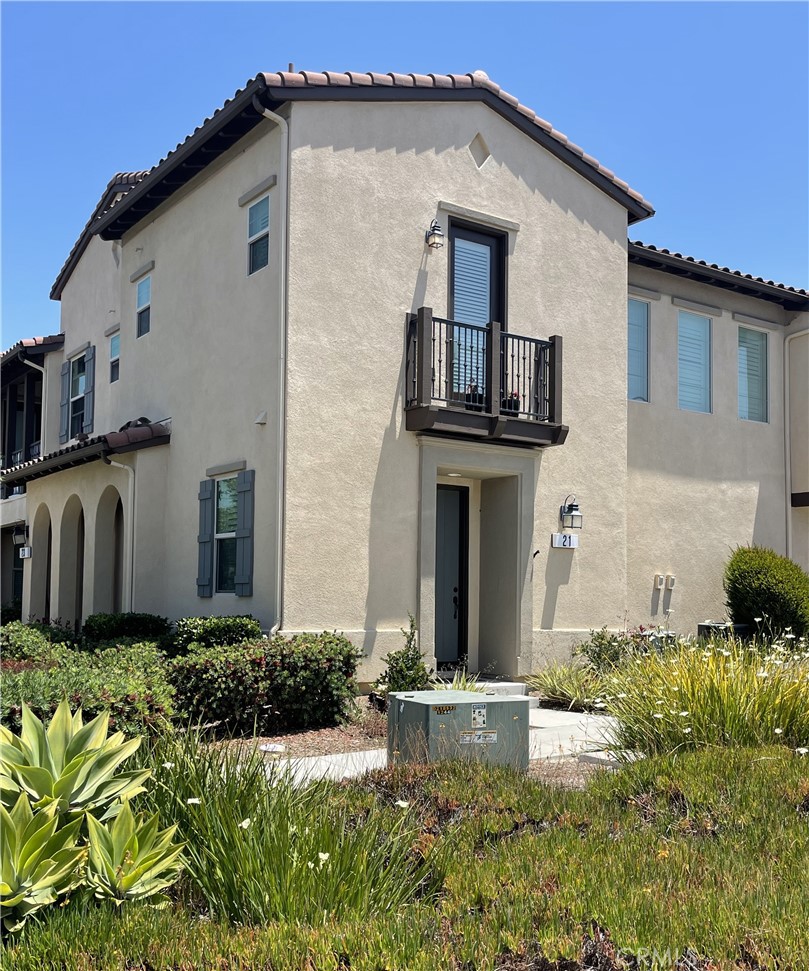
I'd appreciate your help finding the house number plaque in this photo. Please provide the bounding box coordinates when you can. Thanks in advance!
[551,533,579,549]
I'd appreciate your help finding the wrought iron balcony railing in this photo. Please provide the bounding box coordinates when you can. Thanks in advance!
[405,308,567,447]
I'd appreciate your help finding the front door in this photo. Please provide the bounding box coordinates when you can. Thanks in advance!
[435,485,468,667]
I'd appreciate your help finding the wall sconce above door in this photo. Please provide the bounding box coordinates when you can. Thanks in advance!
[425,219,444,249]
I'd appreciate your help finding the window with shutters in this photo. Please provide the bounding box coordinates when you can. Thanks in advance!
[677,310,711,413]
[60,347,95,443]
[627,299,649,402]
[197,469,255,598]
[248,196,269,274]
[738,327,768,422]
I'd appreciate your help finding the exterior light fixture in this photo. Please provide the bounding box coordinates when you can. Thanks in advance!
[11,523,28,547]
[425,219,444,249]
[560,495,583,530]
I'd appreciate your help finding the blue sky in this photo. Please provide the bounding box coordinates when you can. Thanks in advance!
[2,1,807,348]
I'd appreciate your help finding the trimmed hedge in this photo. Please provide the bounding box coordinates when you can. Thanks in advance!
[171,632,361,734]
[1,642,174,735]
[174,615,262,652]
[724,546,809,638]
[82,611,172,644]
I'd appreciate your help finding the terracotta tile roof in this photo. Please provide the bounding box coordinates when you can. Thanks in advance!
[1,335,65,366]
[0,421,170,483]
[92,69,654,239]
[629,241,809,311]
[50,171,149,300]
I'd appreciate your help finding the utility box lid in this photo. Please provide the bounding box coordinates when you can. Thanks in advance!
[388,690,530,771]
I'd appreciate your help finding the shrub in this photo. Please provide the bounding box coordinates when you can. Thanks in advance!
[605,637,809,755]
[82,611,172,645]
[724,545,809,637]
[527,662,605,711]
[173,614,262,652]
[1,643,174,736]
[0,621,69,663]
[370,615,432,711]
[171,631,360,734]
[1,598,22,625]
[23,618,79,645]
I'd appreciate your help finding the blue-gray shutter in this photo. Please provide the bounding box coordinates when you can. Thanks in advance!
[197,479,215,598]
[82,346,95,434]
[234,469,255,597]
[59,362,70,443]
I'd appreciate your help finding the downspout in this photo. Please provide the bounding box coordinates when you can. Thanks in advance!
[102,454,135,611]
[19,356,47,454]
[252,94,289,635]
[784,328,808,560]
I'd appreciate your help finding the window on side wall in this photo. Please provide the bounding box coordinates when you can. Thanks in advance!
[677,310,711,413]
[59,346,96,443]
[214,477,238,593]
[627,299,649,402]
[136,276,151,337]
[248,196,269,274]
[110,332,120,383]
[738,327,768,422]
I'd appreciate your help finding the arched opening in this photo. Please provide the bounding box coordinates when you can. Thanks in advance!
[29,503,52,621]
[94,486,125,614]
[57,495,85,629]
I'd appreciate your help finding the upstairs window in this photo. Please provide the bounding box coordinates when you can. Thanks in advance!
[678,310,711,413]
[136,276,151,337]
[110,333,120,383]
[59,346,95,443]
[738,327,768,422]
[248,196,269,274]
[627,299,649,402]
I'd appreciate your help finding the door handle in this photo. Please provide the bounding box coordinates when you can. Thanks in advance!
[452,591,459,620]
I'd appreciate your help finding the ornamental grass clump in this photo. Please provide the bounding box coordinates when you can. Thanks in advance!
[142,729,442,925]
[605,636,809,755]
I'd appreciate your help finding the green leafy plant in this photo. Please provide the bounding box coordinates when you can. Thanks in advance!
[0,794,85,933]
[81,612,172,647]
[1,642,174,736]
[370,615,432,711]
[173,615,262,653]
[724,545,809,638]
[527,662,605,711]
[0,700,150,820]
[85,799,183,906]
[0,622,71,663]
[171,631,360,734]
[431,668,486,692]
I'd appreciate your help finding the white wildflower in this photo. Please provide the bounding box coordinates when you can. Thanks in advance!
[683,728,692,734]
[239,818,251,829]
[754,618,762,623]
[162,762,175,769]
[796,748,808,756]
[774,728,783,735]
[679,711,689,717]
[186,797,201,805]
[318,852,330,862]
[395,800,410,809]
[307,861,315,869]
[653,713,664,719]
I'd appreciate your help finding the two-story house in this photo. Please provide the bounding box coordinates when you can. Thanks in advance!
[2,69,807,678]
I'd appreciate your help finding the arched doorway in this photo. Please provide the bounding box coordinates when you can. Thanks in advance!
[57,495,85,629]
[29,503,52,621]
[94,485,124,614]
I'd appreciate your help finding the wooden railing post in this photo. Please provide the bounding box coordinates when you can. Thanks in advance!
[416,306,433,407]
[548,335,563,424]
[487,320,502,416]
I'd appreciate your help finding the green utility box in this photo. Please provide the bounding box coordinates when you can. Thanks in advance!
[387,690,530,771]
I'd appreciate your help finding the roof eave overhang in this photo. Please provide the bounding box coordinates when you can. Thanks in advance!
[93,78,654,241]
[1,336,65,371]
[628,243,809,312]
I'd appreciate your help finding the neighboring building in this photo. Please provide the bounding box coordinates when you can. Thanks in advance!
[2,69,807,677]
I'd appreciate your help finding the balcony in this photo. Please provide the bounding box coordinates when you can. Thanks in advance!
[405,308,568,447]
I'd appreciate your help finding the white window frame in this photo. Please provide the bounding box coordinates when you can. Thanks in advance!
[738,325,769,423]
[627,298,650,402]
[247,195,270,275]
[214,475,238,593]
[109,331,120,383]
[136,275,151,338]
[677,310,712,414]
[69,354,87,438]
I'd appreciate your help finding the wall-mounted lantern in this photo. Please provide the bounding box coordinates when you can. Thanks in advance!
[11,523,28,547]
[560,495,583,530]
[425,219,444,250]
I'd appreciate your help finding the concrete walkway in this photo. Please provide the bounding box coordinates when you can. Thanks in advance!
[272,710,619,786]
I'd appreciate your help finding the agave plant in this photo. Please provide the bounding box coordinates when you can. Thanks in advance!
[0,793,85,932]
[0,700,150,821]
[85,800,183,906]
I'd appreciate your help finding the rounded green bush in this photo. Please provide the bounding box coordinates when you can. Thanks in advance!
[724,545,809,637]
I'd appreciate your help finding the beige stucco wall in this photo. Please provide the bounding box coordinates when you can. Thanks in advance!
[626,265,798,631]
[23,120,286,627]
[284,100,630,676]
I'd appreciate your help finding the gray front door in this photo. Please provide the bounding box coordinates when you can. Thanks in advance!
[435,485,468,667]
